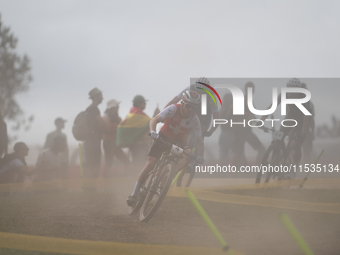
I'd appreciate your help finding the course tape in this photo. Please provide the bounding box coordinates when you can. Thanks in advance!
[1,178,339,193]
[167,187,340,214]
[0,178,131,193]
[0,231,243,255]
[202,178,340,192]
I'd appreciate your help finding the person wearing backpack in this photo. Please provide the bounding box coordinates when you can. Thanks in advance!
[83,88,106,178]
[0,142,30,184]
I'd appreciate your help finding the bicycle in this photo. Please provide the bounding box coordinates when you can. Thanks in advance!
[128,138,191,222]
[255,127,298,184]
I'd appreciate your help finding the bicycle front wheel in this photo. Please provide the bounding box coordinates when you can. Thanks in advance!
[139,162,174,222]
[128,171,153,216]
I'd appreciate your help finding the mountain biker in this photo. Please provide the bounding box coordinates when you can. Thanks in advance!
[300,83,315,164]
[260,78,312,178]
[164,77,219,138]
[127,90,204,206]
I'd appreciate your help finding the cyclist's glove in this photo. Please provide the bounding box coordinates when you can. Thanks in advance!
[150,130,159,140]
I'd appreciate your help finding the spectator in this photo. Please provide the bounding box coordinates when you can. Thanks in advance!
[33,136,66,182]
[0,111,8,158]
[116,95,159,168]
[83,88,106,178]
[44,117,69,179]
[102,99,130,175]
[0,142,30,184]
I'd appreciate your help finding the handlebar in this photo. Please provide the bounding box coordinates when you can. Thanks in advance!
[149,134,204,163]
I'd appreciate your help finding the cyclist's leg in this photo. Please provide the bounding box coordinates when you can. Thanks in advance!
[293,137,303,166]
[246,131,266,164]
[175,157,190,175]
[128,138,167,199]
[137,156,158,184]
[231,130,246,167]
[302,132,313,163]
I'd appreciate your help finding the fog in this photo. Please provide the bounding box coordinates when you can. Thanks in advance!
[1,0,340,148]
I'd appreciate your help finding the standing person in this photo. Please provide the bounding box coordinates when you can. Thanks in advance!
[34,136,66,182]
[83,88,106,178]
[44,117,69,179]
[102,99,130,175]
[0,111,8,158]
[0,142,30,184]
[116,95,159,169]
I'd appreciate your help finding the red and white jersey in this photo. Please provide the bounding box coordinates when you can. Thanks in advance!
[159,104,202,140]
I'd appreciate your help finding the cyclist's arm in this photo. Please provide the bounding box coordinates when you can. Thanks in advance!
[151,104,177,131]
[149,115,163,132]
[206,112,220,135]
[164,97,180,109]
[163,86,189,109]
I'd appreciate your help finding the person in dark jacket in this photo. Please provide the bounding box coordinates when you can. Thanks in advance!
[0,142,30,184]
[83,88,106,178]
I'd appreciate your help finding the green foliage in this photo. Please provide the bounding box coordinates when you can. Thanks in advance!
[0,14,33,136]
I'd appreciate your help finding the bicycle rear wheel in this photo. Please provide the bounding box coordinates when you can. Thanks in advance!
[255,143,282,183]
[139,162,174,222]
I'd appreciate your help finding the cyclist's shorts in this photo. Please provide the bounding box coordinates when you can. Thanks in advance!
[148,132,187,159]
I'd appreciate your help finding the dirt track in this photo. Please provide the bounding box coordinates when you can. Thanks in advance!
[0,183,340,255]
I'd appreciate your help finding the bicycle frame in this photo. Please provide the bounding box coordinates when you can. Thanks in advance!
[146,151,179,193]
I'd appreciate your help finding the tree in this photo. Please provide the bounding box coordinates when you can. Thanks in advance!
[0,14,33,138]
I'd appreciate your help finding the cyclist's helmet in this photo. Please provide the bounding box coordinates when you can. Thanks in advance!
[196,77,210,85]
[287,78,302,87]
[182,90,200,105]
[195,77,210,90]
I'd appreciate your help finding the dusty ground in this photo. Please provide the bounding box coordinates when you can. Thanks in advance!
[0,184,340,255]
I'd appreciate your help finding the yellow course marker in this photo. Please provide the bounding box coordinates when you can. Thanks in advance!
[171,170,183,186]
[186,189,231,253]
[168,187,340,214]
[280,213,314,255]
[171,147,196,187]
[299,150,324,188]
[0,231,243,255]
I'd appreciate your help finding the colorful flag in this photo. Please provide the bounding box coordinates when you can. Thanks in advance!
[116,107,150,147]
